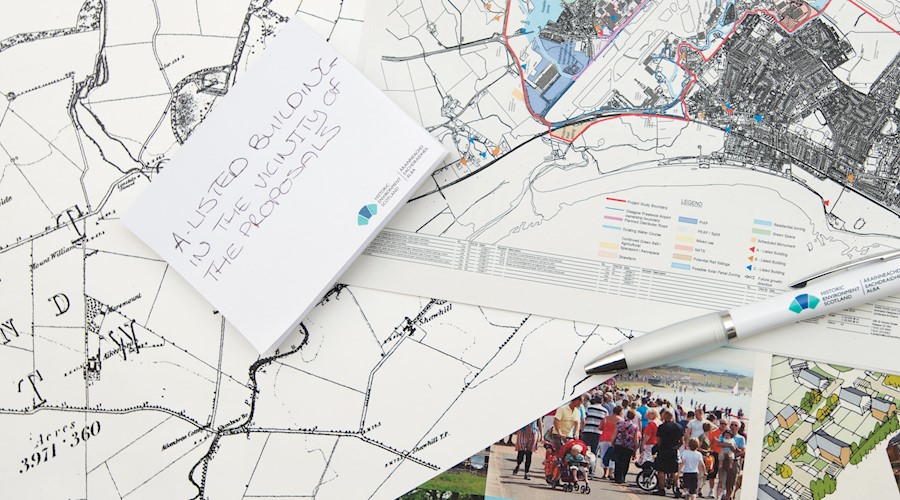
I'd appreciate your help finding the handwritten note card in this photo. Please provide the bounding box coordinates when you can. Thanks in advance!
[123,19,446,353]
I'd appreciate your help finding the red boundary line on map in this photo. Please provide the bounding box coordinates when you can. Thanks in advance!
[847,0,900,35]
[502,0,834,144]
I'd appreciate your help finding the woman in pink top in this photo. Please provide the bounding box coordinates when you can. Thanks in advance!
[597,405,622,479]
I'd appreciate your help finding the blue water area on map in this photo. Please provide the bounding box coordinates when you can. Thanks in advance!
[543,76,574,103]
[539,38,590,75]
[691,0,737,51]
[520,0,564,42]
[525,86,550,115]
[809,0,828,10]
[530,57,551,77]
[523,37,592,116]
[654,57,689,99]
[524,63,573,116]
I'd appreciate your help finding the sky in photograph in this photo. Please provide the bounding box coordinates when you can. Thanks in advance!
[669,347,755,377]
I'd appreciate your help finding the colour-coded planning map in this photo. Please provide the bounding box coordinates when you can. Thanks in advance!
[348,0,900,369]
[760,357,900,499]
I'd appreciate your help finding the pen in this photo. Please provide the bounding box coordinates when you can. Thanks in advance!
[584,248,900,374]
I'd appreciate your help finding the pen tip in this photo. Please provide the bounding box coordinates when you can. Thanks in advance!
[585,349,628,375]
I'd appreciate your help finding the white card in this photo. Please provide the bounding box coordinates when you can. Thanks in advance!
[122,19,446,353]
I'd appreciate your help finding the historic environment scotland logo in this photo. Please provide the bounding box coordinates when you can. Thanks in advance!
[357,204,379,226]
[789,293,820,313]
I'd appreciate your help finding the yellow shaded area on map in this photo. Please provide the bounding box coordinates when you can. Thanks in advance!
[512,88,524,101]
[675,235,696,243]
[599,242,619,249]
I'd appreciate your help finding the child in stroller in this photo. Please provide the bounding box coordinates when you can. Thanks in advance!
[543,439,592,493]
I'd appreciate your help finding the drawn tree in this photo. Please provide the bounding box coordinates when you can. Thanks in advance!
[767,430,782,447]
[781,463,793,478]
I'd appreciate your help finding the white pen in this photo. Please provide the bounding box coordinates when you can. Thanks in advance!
[585,248,900,374]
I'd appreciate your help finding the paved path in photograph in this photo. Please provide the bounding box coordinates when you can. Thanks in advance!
[487,444,666,499]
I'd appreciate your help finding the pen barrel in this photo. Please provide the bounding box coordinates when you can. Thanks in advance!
[729,257,900,338]
[621,312,729,371]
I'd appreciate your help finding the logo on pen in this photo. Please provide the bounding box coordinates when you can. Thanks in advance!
[357,203,379,226]
[789,293,820,313]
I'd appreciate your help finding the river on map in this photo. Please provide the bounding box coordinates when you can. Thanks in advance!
[519,0,563,42]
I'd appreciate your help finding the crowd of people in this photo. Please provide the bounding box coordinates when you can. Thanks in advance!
[509,383,748,499]
[889,435,900,491]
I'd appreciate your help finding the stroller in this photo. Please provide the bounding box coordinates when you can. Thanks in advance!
[543,439,592,493]
[635,452,683,496]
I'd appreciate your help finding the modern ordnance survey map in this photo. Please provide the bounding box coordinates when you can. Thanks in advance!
[1,0,898,499]
[346,0,900,370]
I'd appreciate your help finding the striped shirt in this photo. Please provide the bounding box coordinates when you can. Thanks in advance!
[583,403,609,435]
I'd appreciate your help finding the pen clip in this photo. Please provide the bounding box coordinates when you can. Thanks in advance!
[789,248,900,289]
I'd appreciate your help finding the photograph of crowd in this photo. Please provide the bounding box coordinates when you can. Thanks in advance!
[486,349,755,499]
[888,434,900,493]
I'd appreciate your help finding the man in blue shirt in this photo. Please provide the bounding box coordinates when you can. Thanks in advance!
[676,407,688,429]
[722,420,746,500]
[637,398,650,428]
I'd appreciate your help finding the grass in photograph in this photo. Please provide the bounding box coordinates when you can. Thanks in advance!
[415,470,487,496]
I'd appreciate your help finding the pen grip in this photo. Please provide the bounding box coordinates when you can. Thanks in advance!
[621,312,728,371]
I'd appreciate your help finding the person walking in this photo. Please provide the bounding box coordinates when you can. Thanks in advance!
[597,405,622,479]
[706,419,727,498]
[512,418,542,480]
[722,420,746,500]
[654,409,684,497]
[688,408,706,441]
[550,397,582,449]
[611,409,640,484]
[697,421,713,496]
[641,409,659,465]
[582,394,608,463]
[680,438,707,500]
[602,393,615,415]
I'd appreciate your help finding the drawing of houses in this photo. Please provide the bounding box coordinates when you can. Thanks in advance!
[871,397,897,422]
[789,358,808,376]
[811,430,851,466]
[838,386,872,414]
[852,377,872,392]
[777,405,799,429]
[758,482,791,500]
[766,408,778,432]
[798,368,829,390]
